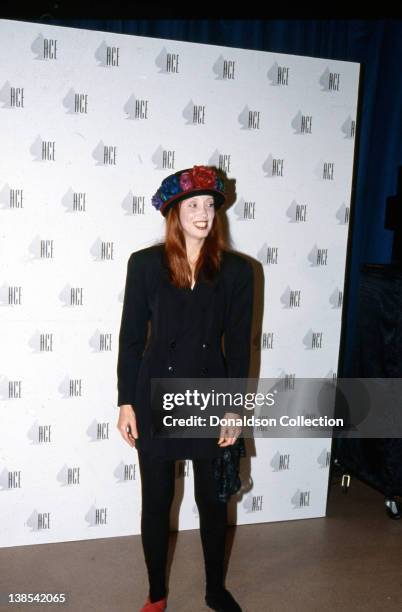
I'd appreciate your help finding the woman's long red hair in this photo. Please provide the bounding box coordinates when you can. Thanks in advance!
[161,200,227,289]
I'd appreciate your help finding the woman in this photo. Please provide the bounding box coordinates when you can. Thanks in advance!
[116,165,254,612]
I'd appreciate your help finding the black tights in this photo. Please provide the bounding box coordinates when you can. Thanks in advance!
[138,449,228,603]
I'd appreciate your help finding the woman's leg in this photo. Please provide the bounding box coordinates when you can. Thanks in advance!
[192,457,228,594]
[137,450,176,602]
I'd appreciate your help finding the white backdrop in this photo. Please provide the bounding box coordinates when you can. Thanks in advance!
[0,19,360,548]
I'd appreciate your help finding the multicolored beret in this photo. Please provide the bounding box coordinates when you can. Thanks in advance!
[151,165,226,217]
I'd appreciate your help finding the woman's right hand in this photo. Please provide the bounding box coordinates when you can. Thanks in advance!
[117,404,138,448]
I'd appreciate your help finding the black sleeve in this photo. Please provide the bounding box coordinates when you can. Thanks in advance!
[117,252,150,407]
[223,259,254,417]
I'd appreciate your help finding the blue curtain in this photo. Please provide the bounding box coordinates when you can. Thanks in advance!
[30,17,402,374]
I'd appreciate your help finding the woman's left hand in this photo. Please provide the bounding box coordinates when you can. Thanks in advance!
[218,412,242,447]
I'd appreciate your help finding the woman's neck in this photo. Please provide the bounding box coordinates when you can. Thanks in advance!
[185,236,204,265]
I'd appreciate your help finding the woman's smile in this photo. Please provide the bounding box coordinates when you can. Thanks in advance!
[193,221,208,229]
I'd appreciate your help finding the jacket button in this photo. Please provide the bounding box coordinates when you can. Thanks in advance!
[170,341,176,348]
[168,365,174,372]
[201,367,208,375]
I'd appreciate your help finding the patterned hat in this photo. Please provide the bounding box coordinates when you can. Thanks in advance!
[151,165,226,217]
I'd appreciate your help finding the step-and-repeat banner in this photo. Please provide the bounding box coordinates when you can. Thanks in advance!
[0,19,360,547]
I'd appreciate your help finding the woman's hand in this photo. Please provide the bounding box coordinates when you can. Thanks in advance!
[217,412,242,447]
[117,404,138,448]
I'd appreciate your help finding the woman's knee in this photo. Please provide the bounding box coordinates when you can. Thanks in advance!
[138,453,176,511]
[141,485,175,515]
[192,459,221,506]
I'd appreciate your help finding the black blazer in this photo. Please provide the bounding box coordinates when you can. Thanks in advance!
[116,243,254,459]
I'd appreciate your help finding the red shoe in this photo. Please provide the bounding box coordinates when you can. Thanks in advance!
[140,595,167,611]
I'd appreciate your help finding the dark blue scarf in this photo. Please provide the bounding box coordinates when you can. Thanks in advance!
[212,437,246,503]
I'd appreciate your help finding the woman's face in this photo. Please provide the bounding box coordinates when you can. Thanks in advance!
[179,194,215,240]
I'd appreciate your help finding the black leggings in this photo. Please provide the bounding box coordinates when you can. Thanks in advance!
[138,449,228,603]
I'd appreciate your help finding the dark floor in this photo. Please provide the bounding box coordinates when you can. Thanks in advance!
[1,466,402,612]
